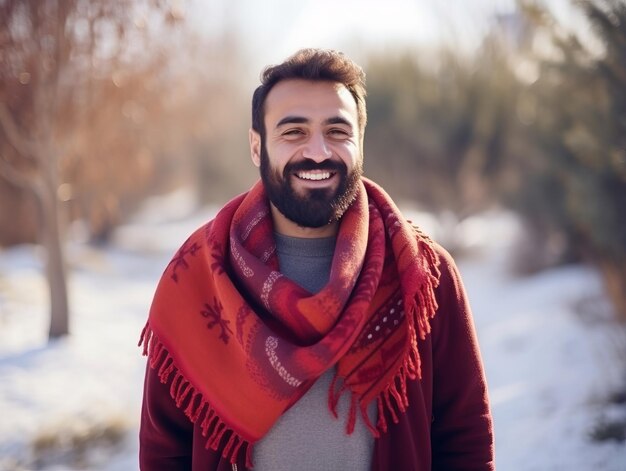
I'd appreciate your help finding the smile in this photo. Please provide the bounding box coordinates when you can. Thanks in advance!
[295,171,334,181]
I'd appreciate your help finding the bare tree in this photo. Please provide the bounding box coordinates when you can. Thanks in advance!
[0,0,182,338]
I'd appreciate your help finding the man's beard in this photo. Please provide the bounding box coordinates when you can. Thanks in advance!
[259,142,363,228]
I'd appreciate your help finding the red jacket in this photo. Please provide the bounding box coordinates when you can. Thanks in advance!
[140,245,495,470]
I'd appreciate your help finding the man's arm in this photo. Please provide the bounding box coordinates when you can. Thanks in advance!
[430,246,495,470]
[139,363,193,470]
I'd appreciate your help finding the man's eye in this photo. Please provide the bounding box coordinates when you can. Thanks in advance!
[329,128,349,137]
[283,129,304,136]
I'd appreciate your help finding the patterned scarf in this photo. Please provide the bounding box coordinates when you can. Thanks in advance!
[140,178,440,467]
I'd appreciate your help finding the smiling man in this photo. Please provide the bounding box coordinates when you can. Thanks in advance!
[139,49,494,471]
[254,78,364,236]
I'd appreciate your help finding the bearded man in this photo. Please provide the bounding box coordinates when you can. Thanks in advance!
[139,48,495,471]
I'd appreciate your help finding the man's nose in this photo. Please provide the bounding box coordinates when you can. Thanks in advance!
[302,133,332,162]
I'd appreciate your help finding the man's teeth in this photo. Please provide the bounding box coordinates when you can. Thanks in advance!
[297,171,331,181]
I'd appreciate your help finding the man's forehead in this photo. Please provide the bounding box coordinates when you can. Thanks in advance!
[264,79,358,123]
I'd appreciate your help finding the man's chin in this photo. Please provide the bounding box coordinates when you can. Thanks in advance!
[274,197,332,226]
[289,181,337,200]
[298,188,336,202]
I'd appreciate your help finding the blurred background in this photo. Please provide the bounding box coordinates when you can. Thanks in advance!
[1,0,625,469]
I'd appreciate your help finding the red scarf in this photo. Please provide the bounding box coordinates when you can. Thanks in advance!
[140,178,440,467]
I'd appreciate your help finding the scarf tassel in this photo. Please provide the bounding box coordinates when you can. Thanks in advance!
[415,284,439,340]
[360,401,380,438]
[328,371,345,418]
[139,323,253,468]
[339,357,419,439]
[345,393,359,434]
[328,269,439,441]
[370,285,436,436]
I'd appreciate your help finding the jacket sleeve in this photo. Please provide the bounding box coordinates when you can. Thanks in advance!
[139,362,193,470]
[430,246,495,470]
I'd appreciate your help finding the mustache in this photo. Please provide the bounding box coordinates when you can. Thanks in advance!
[284,159,347,175]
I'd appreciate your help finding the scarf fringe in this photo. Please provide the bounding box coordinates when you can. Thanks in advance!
[336,330,426,439]
[411,236,441,341]
[139,323,253,468]
[341,233,441,440]
[328,372,341,419]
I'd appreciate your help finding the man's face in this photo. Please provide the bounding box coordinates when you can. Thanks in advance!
[250,79,363,229]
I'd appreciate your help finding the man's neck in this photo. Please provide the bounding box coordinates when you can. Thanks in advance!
[270,204,338,239]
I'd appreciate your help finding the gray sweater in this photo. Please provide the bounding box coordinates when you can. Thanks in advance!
[253,233,375,471]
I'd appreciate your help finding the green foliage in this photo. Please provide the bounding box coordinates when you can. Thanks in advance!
[517,0,626,314]
[362,0,626,318]
[365,46,521,217]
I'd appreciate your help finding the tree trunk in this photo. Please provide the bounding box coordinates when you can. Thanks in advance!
[599,258,626,324]
[36,154,70,339]
[43,189,69,339]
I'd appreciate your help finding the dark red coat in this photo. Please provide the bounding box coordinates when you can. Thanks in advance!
[140,246,495,470]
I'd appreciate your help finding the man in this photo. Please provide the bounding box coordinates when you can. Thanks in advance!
[139,48,494,470]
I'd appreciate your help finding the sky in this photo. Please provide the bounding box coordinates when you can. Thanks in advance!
[188,0,586,76]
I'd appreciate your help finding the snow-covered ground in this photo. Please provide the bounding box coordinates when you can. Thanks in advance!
[1,196,625,470]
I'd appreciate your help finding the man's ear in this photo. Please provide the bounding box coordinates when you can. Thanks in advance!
[249,129,261,167]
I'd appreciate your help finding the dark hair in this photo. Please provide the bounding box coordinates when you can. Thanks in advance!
[251,48,367,139]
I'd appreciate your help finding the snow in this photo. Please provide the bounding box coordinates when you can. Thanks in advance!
[1,198,625,470]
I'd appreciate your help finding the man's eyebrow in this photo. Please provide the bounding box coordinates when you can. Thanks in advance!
[274,116,354,129]
[324,116,353,127]
[275,116,309,128]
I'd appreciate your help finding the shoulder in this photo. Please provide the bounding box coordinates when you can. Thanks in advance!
[431,243,459,279]
[410,224,459,281]
[433,242,464,295]
[410,224,465,301]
